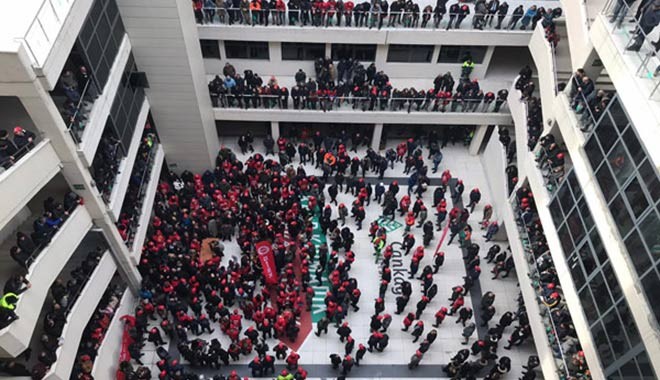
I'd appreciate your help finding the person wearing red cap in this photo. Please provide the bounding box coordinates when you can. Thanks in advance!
[249,356,263,377]
[408,350,424,369]
[355,343,367,365]
[411,320,425,343]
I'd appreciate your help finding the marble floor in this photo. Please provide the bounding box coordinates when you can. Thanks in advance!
[139,137,539,379]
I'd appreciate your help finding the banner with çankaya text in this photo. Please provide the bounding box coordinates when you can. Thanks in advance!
[256,240,278,285]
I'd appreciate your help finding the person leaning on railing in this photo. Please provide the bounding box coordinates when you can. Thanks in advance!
[0,126,35,170]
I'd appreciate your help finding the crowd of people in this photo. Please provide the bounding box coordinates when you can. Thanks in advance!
[57,65,98,142]
[193,0,562,32]
[209,60,510,113]
[116,128,159,247]
[511,187,590,378]
[72,284,126,380]
[94,126,553,380]
[0,126,37,171]
[92,132,123,202]
[567,68,612,133]
[28,247,106,379]
[1,191,81,331]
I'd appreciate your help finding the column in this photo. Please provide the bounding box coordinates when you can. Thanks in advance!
[371,123,383,151]
[271,121,280,140]
[468,125,490,156]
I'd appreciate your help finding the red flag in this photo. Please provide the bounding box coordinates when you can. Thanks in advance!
[256,241,278,285]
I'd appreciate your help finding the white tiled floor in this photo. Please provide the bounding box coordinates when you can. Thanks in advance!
[142,138,538,378]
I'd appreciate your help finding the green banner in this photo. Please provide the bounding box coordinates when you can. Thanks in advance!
[301,198,330,323]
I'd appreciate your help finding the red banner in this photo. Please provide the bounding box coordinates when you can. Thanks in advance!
[434,224,451,256]
[256,241,278,285]
[117,315,135,380]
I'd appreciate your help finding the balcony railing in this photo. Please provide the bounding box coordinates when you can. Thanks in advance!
[20,0,75,67]
[198,7,556,32]
[212,93,509,113]
[510,196,589,379]
[601,0,660,100]
[57,79,99,144]
[118,140,159,248]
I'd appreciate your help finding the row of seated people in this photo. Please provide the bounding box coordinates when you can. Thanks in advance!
[56,65,98,142]
[209,60,509,112]
[512,187,589,378]
[71,284,126,380]
[116,129,159,247]
[194,0,561,33]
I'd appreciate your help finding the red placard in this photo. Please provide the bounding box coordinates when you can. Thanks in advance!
[256,241,278,285]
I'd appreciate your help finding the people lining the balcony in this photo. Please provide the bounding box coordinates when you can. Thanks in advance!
[568,68,612,132]
[193,0,562,32]
[70,285,124,380]
[8,192,82,271]
[29,247,104,379]
[91,132,123,201]
[209,60,507,112]
[116,128,158,247]
[0,127,37,171]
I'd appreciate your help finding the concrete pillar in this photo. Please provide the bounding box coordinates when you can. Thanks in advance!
[117,0,219,172]
[371,124,383,151]
[271,121,280,140]
[468,125,489,155]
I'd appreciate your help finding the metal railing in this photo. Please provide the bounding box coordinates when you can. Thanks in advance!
[23,200,81,269]
[564,75,612,133]
[601,0,660,100]
[98,142,124,204]
[0,141,38,172]
[511,198,587,380]
[60,79,97,144]
[535,143,566,194]
[120,141,159,248]
[19,0,75,67]
[211,93,510,113]
[198,7,546,31]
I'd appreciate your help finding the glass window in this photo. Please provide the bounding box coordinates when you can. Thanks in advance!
[578,242,596,273]
[570,259,586,291]
[602,308,629,359]
[597,119,619,154]
[619,357,642,379]
[580,286,599,324]
[585,134,603,170]
[387,45,434,63]
[569,172,582,200]
[578,198,594,229]
[608,141,634,186]
[609,195,634,236]
[608,97,630,132]
[596,165,617,202]
[200,40,221,59]
[625,230,651,276]
[224,41,270,59]
[550,198,564,226]
[558,224,574,255]
[592,321,615,363]
[625,178,649,219]
[622,128,644,166]
[591,230,609,265]
[602,263,622,300]
[437,46,487,64]
[281,42,325,61]
[641,271,660,323]
[558,183,574,215]
[331,44,377,61]
[617,301,641,348]
[636,351,655,378]
[568,208,586,244]
[639,161,660,202]
[590,272,613,314]
[639,211,660,261]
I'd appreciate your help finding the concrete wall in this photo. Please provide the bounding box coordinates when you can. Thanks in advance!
[117,0,219,172]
